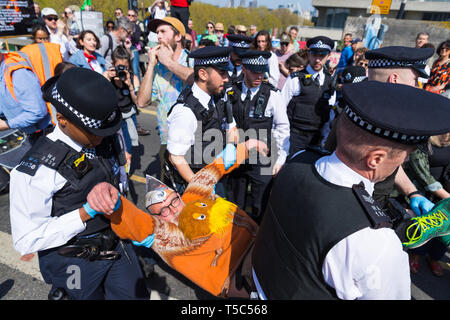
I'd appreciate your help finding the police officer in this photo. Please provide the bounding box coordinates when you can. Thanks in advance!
[226,34,254,86]
[365,46,436,214]
[281,36,336,155]
[9,68,149,300]
[226,50,290,223]
[166,46,238,195]
[252,81,450,300]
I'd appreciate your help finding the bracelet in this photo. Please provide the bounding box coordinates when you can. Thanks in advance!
[407,191,422,199]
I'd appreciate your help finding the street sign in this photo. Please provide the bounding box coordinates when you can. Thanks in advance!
[0,0,35,37]
[370,0,392,15]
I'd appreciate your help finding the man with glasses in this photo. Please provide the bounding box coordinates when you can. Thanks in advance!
[42,7,73,61]
[99,16,134,67]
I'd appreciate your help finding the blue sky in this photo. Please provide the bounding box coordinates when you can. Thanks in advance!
[196,0,313,11]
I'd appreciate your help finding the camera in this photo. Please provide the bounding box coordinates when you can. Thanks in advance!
[115,65,128,81]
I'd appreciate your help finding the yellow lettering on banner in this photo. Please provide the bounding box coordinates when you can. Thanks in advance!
[370,0,392,15]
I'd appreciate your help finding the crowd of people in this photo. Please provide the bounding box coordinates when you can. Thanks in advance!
[1,0,450,301]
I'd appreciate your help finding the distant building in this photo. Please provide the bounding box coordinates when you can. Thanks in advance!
[228,0,235,8]
[239,0,246,7]
[249,0,258,8]
[295,0,450,41]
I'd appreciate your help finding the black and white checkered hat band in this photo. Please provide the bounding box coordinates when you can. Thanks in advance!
[242,56,268,66]
[52,86,102,129]
[353,76,367,83]
[310,41,331,51]
[344,105,427,143]
[194,56,230,66]
[368,59,427,68]
[230,41,251,48]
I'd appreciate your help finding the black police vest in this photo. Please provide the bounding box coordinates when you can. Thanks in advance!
[252,151,372,299]
[230,82,274,152]
[168,87,227,170]
[287,70,333,133]
[16,136,121,237]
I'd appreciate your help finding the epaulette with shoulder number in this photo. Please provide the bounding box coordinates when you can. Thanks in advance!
[16,136,71,176]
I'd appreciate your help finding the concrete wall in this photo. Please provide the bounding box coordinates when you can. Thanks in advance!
[343,16,450,48]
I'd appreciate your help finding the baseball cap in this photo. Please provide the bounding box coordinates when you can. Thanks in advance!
[42,7,58,17]
[148,17,186,37]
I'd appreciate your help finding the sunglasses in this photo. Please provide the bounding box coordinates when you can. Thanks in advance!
[45,16,58,21]
[358,62,368,67]
[280,42,289,46]
[127,14,136,17]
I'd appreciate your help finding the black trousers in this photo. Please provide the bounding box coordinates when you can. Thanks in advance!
[171,6,190,32]
[227,164,273,224]
[38,241,149,300]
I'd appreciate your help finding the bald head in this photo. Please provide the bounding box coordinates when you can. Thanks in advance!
[368,67,420,87]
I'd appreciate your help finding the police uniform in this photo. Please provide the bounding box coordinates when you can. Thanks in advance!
[366,46,434,79]
[281,36,336,155]
[365,46,435,207]
[9,68,149,300]
[226,34,254,86]
[252,81,450,300]
[166,46,235,195]
[226,50,290,223]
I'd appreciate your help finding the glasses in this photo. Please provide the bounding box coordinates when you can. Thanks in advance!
[207,26,214,29]
[358,62,368,67]
[45,16,58,21]
[152,196,181,217]
[238,31,246,35]
[440,47,449,51]
[127,14,136,17]
[280,42,289,46]
[64,11,71,15]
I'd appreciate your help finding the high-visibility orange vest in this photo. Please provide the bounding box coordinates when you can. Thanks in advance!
[3,42,63,126]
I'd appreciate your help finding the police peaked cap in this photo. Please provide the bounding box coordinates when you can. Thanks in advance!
[240,50,271,73]
[365,46,434,78]
[307,36,334,54]
[189,46,231,71]
[342,81,450,145]
[42,67,122,137]
[340,66,367,84]
[227,34,254,55]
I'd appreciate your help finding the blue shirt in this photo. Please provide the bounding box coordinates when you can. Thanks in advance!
[336,45,354,74]
[0,62,51,133]
[69,50,107,73]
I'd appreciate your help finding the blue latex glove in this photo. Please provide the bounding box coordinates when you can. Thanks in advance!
[409,196,435,216]
[83,193,122,218]
[216,143,236,170]
[132,234,155,248]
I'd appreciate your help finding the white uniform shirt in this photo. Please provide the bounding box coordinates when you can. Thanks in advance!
[280,64,337,143]
[167,83,236,157]
[267,52,280,89]
[10,126,87,256]
[253,151,411,300]
[240,82,290,165]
